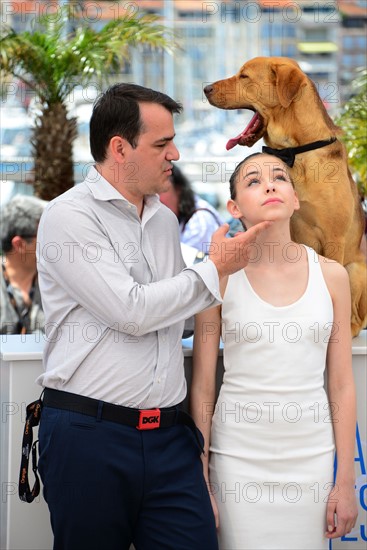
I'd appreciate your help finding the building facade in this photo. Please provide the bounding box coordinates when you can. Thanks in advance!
[2,0,366,116]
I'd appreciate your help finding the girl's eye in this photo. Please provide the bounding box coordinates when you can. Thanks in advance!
[247,178,260,187]
[275,175,287,182]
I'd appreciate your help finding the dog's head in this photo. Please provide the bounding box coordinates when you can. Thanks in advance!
[204,56,308,150]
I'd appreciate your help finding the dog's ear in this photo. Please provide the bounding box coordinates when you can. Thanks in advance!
[272,64,307,108]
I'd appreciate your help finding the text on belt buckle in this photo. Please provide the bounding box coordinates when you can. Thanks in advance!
[137,408,161,430]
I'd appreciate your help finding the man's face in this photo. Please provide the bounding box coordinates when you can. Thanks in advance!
[122,102,180,200]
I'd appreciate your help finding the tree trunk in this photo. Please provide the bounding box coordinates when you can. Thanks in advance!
[32,102,78,201]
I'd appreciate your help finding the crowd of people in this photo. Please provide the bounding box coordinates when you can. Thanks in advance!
[5,82,360,550]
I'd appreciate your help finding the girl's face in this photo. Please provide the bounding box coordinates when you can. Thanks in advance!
[227,155,300,228]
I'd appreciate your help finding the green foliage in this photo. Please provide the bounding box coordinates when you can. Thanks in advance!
[337,69,367,195]
[0,7,172,104]
[0,7,173,198]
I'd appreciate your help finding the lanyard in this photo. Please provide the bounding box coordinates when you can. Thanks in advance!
[19,395,43,503]
[2,264,36,334]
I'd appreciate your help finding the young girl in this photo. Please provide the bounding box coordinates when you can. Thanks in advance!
[191,153,358,549]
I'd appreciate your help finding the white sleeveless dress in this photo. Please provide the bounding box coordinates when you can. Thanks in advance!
[210,246,335,549]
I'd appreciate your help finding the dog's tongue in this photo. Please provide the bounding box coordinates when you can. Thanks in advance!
[226,112,260,150]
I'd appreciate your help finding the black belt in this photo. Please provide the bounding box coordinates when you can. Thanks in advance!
[43,388,203,447]
[19,389,203,503]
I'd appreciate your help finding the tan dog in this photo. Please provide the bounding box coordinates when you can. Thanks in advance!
[204,56,366,336]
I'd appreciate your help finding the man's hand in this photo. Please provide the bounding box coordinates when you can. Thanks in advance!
[208,222,272,278]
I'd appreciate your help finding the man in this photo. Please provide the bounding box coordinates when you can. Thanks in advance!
[36,83,270,550]
[0,194,46,334]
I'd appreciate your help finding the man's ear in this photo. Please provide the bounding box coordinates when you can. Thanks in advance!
[11,235,25,253]
[110,136,128,162]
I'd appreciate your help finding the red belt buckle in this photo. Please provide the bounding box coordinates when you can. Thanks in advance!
[137,409,161,430]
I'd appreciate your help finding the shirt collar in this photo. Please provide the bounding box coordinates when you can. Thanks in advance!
[84,165,162,220]
[85,166,128,202]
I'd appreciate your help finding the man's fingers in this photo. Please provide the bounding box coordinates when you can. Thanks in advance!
[213,223,230,238]
[229,220,272,245]
[209,220,272,277]
[242,220,273,240]
[213,221,270,243]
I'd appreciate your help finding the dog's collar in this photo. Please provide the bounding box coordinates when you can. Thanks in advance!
[262,137,337,168]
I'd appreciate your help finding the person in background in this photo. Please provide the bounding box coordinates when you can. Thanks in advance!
[0,194,46,334]
[191,152,358,549]
[160,164,224,256]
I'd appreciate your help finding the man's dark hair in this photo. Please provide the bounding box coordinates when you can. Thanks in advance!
[90,83,183,162]
[170,165,196,227]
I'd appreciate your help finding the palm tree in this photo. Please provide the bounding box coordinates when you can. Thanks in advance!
[337,69,367,196]
[0,8,172,200]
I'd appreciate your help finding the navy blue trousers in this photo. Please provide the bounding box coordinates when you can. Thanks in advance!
[38,406,218,550]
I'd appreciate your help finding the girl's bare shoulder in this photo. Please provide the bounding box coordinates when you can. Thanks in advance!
[317,254,349,290]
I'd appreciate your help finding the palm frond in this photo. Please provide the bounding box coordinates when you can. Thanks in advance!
[337,69,367,194]
[1,11,174,103]
[0,8,173,199]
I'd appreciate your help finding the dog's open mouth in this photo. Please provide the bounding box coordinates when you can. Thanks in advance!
[226,112,263,150]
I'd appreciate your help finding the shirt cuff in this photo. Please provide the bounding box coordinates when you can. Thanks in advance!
[185,258,222,304]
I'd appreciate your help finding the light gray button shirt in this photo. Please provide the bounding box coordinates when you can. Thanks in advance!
[36,167,221,407]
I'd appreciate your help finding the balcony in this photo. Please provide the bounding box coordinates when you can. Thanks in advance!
[297,41,339,54]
